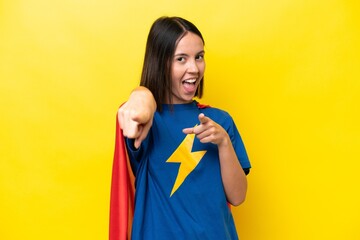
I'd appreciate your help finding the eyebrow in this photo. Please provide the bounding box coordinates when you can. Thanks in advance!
[174,50,205,57]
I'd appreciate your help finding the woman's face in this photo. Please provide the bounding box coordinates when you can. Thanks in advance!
[170,32,205,104]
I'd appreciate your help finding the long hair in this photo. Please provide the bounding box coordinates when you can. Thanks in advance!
[140,16,205,111]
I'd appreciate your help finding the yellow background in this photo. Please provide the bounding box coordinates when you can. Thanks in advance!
[1,0,359,239]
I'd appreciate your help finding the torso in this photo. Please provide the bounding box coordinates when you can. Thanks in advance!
[127,101,250,240]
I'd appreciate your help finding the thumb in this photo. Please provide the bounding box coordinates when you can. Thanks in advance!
[198,113,208,124]
[131,109,152,124]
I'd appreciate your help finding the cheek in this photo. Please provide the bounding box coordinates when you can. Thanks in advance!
[171,66,184,81]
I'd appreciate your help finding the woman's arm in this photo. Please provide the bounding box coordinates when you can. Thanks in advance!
[183,113,247,206]
[118,86,157,149]
[216,132,247,206]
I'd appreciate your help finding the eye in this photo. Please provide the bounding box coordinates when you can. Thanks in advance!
[196,54,204,60]
[176,57,186,62]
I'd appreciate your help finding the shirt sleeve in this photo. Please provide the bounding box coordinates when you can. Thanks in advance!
[227,115,252,170]
[125,128,152,177]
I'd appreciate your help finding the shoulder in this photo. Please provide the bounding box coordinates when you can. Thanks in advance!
[197,103,237,133]
[197,102,232,121]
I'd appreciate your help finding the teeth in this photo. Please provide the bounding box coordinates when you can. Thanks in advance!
[184,79,196,84]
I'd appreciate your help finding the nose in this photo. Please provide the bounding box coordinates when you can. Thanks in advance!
[187,59,199,73]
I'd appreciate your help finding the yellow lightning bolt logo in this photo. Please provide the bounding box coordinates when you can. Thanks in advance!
[166,131,207,197]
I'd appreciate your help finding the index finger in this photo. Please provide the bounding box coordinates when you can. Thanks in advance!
[123,119,141,138]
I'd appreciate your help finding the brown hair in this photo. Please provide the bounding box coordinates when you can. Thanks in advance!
[140,16,205,111]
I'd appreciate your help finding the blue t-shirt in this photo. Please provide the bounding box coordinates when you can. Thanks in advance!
[126,101,251,240]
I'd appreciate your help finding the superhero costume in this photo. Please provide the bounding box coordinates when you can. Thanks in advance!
[110,101,251,239]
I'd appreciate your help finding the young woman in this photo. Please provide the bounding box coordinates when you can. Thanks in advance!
[115,16,251,239]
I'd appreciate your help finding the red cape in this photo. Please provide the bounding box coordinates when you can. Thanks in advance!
[109,114,135,240]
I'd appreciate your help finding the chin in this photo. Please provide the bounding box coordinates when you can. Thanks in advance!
[183,96,195,103]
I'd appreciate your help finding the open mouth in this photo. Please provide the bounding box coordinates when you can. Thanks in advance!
[182,78,197,85]
[182,78,198,93]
